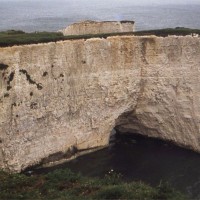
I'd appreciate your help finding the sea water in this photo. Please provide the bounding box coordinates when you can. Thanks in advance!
[0,0,200,32]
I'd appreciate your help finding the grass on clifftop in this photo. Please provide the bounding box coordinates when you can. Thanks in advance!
[0,168,187,200]
[0,30,65,47]
[0,27,199,47]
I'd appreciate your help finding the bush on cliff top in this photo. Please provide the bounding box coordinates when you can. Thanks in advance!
[0,27,199,47]
[0,168,187,200]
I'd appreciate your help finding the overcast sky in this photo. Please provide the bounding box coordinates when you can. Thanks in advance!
[104,0,200,4]
[1,0,200,3]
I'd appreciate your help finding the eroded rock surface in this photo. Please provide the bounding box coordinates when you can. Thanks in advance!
[0,35,200,172]
[60,20,135,36]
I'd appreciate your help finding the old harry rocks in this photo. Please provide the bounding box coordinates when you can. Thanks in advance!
[0,35,200,172]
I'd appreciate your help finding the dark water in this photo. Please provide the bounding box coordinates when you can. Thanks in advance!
[33,133,200,199]
[1,0,200,32]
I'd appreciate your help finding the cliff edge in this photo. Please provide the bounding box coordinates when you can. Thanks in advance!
[59,20,135,36]
[0,35,200,172]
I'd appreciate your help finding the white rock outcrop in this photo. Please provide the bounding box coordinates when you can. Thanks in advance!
[0,35,200,172]
[59,20,135,36]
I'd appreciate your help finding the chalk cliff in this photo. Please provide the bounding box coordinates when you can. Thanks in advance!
[0,35,200,172]
[60,20,135,36]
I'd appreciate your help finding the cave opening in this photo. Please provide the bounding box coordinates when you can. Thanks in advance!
[110,109,150,145]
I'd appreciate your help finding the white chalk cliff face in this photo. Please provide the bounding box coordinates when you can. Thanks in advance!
[0,35,200,172]
[60,20,135,36]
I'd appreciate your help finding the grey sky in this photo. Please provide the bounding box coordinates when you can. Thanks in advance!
[1,0,200,4]
[111,0,200,4]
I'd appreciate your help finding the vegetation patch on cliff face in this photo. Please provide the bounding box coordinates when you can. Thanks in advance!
[0,168,187,199]
[0,27,199,47]
[0,63,9,70]
[19,69,43,90]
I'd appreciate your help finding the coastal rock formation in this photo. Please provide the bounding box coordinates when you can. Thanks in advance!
[60,20,135,36]
[0,35,200,172]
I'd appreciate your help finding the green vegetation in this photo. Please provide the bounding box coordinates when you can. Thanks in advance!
[134,27,200,37]
[0,30,65,47]
[0,168,187,200]
[0,27,199,47]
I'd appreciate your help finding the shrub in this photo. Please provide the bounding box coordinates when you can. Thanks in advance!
[102,169,123,185]
[0,169,188,200]
[46,168,81,183]
[94,185,126,199]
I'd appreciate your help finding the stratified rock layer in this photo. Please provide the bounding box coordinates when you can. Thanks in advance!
[0,35,200,172]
